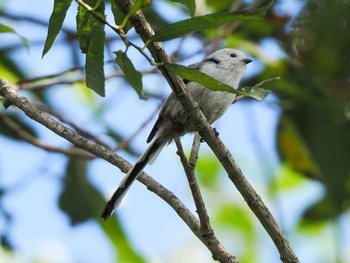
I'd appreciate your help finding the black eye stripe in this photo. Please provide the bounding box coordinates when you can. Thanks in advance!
[204,57,220,64]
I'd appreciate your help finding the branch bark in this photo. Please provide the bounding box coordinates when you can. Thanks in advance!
[175,138,212,232]
[0,79,236,263]
[113,1,299,262]
[176,134,213,237]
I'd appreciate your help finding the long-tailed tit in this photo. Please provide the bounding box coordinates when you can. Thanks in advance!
[101,48,252,220]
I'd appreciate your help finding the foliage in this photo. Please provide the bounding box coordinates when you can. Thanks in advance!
[0,0,349,262]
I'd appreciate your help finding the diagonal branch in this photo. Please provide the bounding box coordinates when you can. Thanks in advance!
[113,1,299,262]
[175,136,214,237]
[188,133,213,234]
[0,79,234,263]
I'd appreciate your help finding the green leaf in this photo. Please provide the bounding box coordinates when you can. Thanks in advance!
[237,85,271,100]
[272,164,307,192]
[148,0,275,43]
[59,157,106,225]
[119,0,151,28]
[42,0,73,57]
[110,0,132,32]
[196,154,221,188]
[76,3,90,53]
[129,0,151,15]
[170,0,196,18]
[164,63,270,100]
[302,195,343,222]
[86,25,105,96]
[0,23,29,49]
[76,0,106,96]
[205,0,232,11]
[215,204,254,236]
[142,6,170,31]
[214,203,256,262]
[99,216,146,263]
[114,50,147,99]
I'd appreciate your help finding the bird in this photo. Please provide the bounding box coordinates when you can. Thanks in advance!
[101,48,252,220]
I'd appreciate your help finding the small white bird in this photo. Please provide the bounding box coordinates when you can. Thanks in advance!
[101,48,252,220]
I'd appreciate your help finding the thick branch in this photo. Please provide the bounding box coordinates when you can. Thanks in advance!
[113,1,299,262]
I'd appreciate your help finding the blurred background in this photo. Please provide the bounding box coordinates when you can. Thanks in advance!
[0,0,350,262]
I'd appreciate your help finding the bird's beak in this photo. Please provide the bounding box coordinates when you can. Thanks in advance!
[242,58,252,64]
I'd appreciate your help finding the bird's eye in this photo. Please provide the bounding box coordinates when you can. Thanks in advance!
[230,53,237,58]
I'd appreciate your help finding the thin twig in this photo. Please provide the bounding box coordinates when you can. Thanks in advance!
[115,101,162,152]
[175,134,215,238]
[0,11,75,35]
[174,139,237,263]
[74,0,154,64]
[37,106,111,149]
[17,69,157,91]
[17,66,82,85]
[0,112,93,158]
[233,76,281,103]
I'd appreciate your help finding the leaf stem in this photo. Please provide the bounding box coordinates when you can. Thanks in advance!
[74,0,155,65]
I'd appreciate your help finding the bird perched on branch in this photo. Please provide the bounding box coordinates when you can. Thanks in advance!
[101,48,252,220]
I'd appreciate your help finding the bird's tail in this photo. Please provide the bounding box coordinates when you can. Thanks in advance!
[101,138,165,220]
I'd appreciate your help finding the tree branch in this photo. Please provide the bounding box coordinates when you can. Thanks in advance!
[175,134,214,237]
[17,68,157,91]
[112,1,299,262]
[0,112,93,157]
[0,79,234,263]
[175,135,235,262]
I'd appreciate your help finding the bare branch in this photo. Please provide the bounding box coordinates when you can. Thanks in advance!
[37,105,111,149]
[115,102,162,152]
[177,138,238,261]
[0,79,203,254]
[176,135,220,242]
[17,67,157,91]
[112,1,299,262]
[0,112,93,158]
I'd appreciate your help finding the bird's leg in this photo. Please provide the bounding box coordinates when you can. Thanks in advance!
[200,128,219,143]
